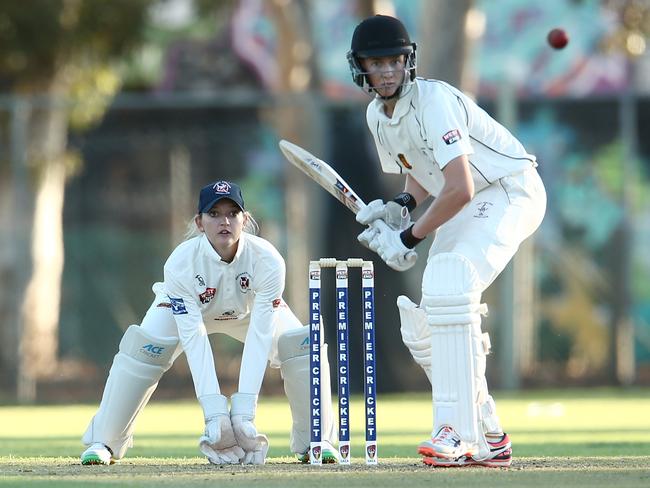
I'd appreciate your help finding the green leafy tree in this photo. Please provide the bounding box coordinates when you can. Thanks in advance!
[0,0,156,401]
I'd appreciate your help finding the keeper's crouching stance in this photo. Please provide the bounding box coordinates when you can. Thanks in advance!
[81,180,337,465]
[81,309,337,465]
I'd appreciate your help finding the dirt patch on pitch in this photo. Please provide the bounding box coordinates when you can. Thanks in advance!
[2,456,650,476]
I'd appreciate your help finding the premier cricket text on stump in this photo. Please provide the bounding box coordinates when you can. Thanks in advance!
[308,258,378,465]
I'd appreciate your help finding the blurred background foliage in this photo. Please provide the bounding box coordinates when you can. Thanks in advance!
[1,0,650,403]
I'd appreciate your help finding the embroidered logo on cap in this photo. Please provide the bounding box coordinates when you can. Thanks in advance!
[213,181,231,194]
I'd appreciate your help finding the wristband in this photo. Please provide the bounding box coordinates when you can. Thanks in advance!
[392,192,417,213]
[400,224,425,249]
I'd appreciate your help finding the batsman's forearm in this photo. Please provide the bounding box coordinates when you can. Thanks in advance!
[411,186,471,239]
[404,174,429,206]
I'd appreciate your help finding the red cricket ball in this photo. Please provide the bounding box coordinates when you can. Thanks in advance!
[547,28,569,49]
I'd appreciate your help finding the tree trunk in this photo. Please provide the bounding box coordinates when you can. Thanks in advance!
[17,90,69,402]
[418,0,473,88]
[0,98,31,391]
[267,0,325,322]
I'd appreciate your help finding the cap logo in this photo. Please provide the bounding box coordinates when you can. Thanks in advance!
[213,181,231,194]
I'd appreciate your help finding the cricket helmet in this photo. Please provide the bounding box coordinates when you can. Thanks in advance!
[347,15,417,92]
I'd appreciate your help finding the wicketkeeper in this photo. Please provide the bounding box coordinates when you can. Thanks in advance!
[81,180,337,465]
[347,15,547,467]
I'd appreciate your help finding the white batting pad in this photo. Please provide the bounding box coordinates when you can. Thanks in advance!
[82,325,178,459]
[279,327,336,455]
[277,324,310,364]
[397,295,432,382]
[421,253,492,457]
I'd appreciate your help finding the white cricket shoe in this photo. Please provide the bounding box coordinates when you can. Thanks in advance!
[422,433,513,468]
[81,443,114,465]
[417,426,471,459]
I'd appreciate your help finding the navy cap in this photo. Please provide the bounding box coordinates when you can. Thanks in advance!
[198,180,245,213]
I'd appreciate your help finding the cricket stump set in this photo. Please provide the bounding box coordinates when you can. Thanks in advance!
[308,258,377,465]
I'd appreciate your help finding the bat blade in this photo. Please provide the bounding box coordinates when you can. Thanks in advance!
[279,140,366,215]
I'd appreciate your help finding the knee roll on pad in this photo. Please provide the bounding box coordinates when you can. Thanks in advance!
[277,326,310,363]
[422,253,486,326]
[119,324,179,366]
[82,325,179,459]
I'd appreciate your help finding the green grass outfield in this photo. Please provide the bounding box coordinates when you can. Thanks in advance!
[1,388,650,487]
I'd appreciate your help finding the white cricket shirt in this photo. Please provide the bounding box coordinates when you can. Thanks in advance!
[366,78,537,197]
[163,232,285,398]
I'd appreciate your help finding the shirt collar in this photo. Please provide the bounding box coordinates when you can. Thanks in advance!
[371,82,416,124]
[199,232,247,265]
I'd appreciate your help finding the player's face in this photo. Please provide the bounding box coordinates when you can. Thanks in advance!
[360,54,406,98]
[195,199,246,262]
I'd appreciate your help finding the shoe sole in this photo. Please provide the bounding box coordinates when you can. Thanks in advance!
[81,454,113,466]
[417,446,472,459]
[422,455,512,468]
[421,447,512,468]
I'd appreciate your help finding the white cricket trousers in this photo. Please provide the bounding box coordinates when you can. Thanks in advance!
[427,167,546,290]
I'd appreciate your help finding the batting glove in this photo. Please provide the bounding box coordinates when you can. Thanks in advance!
[356,199,411,230]
[373,221,419,272]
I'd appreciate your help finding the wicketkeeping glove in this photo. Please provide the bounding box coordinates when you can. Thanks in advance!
[198,394,245,465]
[230,393,269,465]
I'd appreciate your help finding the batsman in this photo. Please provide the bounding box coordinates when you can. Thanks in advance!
[347,15,547,466]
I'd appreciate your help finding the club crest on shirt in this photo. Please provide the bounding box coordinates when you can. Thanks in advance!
[397,153,413,169]
[442,129,461,145]
[169,297,188,315]
[199,287,216,304]
[272,298,282,308]
[237,272,252,293]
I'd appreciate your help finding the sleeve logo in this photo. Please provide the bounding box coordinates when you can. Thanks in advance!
[199,287,216,304]
[442,129,461,145]
[169,297,188,315]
